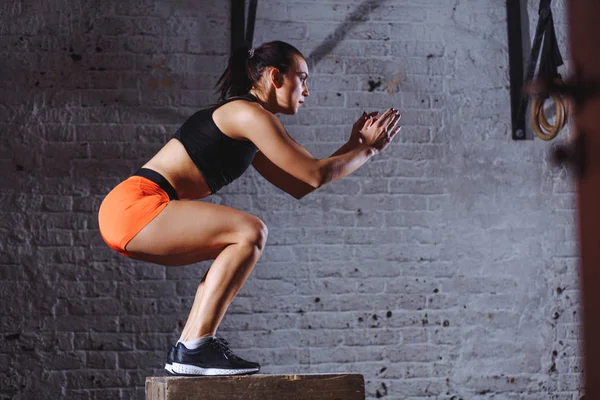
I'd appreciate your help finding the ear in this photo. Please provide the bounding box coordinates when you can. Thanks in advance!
[267,67,285,88]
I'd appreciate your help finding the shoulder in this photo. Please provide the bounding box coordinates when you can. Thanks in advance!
[224,98,280,127]
[213,98,279,141]
[217,96,265,116]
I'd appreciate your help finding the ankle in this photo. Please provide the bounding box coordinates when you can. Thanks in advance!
[178,333,214,343]
[177,335,214,350]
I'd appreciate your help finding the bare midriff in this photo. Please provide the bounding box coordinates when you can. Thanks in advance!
[141,138,212,200]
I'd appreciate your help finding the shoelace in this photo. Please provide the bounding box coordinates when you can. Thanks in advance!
[211,337,236,359]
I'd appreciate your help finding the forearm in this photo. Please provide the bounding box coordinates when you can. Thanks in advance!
[295,140,371,199]
[317,142,375,187]
[329,137,360,157]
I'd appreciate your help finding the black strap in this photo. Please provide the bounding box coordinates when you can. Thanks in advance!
[231,0,244,54]
[133,168,179,201]
[245,0,257,48]
[231,0,258,53]
[524,0,553,83]
[222,93,258,104]
[538,10,563,80]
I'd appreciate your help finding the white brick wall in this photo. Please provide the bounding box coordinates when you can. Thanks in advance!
[0,0,582,399]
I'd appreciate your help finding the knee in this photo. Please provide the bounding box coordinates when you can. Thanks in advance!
[239,217,268,251]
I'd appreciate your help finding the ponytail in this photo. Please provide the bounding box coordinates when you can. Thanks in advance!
[214,41,305,101]
[214,45,253,101]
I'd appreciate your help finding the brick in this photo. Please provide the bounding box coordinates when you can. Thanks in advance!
[371,5,428,22]
[387,344,448,363]
[160,0,228,19]
[75,333,135,351]
[307,39,391,57]
[306,91,345,107]
[254,20,308,42]
[89,71,122,89]
[382,363,431,380]
[64,370,128,390]
[115,1,155,16]
[80,89,140,107]
[65,298,122,316]
[346,57,428,76]
[33,229,73,246]
[220,312,296,332]
[291,3,368,22]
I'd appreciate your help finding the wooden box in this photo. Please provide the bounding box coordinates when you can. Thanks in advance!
[146,374,365,400]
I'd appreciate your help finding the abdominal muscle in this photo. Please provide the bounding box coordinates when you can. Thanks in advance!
[140,138,212,200]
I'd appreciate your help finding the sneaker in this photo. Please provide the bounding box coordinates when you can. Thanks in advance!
[164,345,176,375]
[170,336,260,376]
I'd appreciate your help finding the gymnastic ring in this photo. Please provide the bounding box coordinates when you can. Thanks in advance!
[538,94,568,132]
[531,95,563,141]
[531,93,565,141]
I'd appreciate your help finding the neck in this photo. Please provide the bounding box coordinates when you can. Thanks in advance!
[248,89,280,114]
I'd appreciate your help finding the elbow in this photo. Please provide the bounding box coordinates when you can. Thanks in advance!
[313,162,328,189]
[293,181,319,200]
[303,174,322,190]
[312,177,323,190]
[294,189,315,200]
[293,185,314,200]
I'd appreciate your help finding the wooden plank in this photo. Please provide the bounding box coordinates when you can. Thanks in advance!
[146,374,365,400]
[568,0,600,397]
[146,376,166,400]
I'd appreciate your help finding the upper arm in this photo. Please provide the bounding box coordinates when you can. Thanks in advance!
[239,108,322,188]
[251,150,315,199]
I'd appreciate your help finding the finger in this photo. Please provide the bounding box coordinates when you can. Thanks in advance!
[356,114,368,127]
[379,108,392,120]
[384,113,398,131]
[390,125,402,139]
[379,108,398,127]
[383,108,396,120]
[379,112,396,130]
[389,112,402,128]
[383,112,400,130]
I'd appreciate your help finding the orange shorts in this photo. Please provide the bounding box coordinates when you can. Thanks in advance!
[98,168,178,258]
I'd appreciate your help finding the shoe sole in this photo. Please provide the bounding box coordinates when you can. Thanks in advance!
[165,363,174,375]
[170,362,259,376]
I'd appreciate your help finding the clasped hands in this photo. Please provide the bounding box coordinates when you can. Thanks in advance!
[350,108,402,153]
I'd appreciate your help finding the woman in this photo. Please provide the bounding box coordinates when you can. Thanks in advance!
[98,41,401,376]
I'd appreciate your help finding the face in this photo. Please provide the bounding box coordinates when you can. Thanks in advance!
[278,56,309,115]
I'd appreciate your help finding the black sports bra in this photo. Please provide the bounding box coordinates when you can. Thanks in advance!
[172,93,259,194]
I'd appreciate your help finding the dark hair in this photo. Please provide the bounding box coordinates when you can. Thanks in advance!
[215,41,305,101]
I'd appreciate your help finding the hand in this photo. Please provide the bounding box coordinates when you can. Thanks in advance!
[360,108,401,153]
[350,111,379,146]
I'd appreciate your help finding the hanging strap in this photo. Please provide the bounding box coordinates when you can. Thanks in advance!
[537,8,563,80]
[245,0,257,48]
[231,0,258,53]
[517,0,564,129]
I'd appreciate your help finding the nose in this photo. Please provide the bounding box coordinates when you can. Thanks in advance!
[303,85,309,97]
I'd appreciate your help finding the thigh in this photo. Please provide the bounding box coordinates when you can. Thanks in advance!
[124,200,263,266]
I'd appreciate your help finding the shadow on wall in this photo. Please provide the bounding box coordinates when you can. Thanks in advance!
[307,0,387,66]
